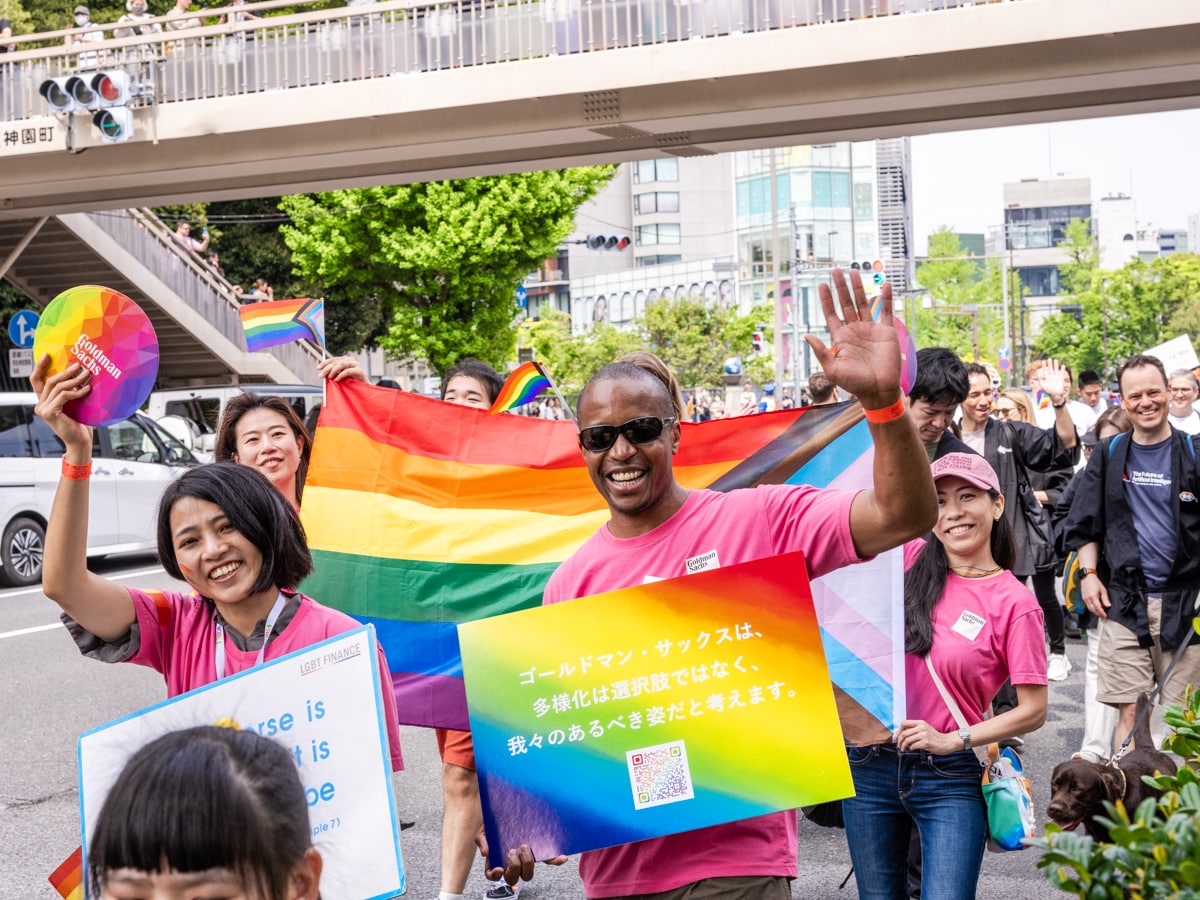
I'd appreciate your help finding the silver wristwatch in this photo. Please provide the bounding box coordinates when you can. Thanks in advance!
[957,727,972,750]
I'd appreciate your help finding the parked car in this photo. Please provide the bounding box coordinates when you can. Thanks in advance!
[144,384,323,458]
[0,394,199,587]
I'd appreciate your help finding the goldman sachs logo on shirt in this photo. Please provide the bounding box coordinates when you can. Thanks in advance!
[686,550,720,574]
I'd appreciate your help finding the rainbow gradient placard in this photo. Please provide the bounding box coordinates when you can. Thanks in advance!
[457,550,852,863]
[32,286,159,427]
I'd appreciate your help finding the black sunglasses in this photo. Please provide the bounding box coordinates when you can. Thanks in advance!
[578,416,675,453]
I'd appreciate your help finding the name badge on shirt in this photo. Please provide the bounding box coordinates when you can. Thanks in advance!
[952,610,986,641]
[685,549,720,574]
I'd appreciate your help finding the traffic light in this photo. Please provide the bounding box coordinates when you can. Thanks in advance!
[91,71,133,107]
[66,75,98,108]
[39,70,136,143]
[752,330,764,353]
[39,77,76,112]
[93,108,134,143]
[585,234,631,251]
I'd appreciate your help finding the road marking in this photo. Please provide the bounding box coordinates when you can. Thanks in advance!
[0,622,61,640]
[0,564,165,640]
[0,565,165,600]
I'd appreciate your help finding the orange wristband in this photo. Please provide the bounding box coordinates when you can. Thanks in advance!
[62,458,92,480]
[863,397,906,424]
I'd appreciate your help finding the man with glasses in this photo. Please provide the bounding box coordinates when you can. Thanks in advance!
[1065,354,1200,753]
[1166,369,1200,434]
[519,271,936,900]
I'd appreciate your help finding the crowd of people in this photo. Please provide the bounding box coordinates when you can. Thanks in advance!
[31,268,1200,900]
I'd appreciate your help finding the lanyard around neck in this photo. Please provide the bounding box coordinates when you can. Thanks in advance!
[214,592,287,681]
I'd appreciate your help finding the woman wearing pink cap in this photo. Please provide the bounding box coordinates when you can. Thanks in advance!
[842,452,1048,900]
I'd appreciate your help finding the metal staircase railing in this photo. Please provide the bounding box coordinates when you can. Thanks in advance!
[81,207,322,379]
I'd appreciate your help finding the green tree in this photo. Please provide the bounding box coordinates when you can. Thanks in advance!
[202,197,308,297]
[1161,253,1200,340]
[1033,256,1179,381]
[519,311,643,393]
[1056,217,1098,297]
[0,0,33,36]
[280,168,615,374]
[641,295,772,389]
[518,297,775,394]
[912,229,1003,363]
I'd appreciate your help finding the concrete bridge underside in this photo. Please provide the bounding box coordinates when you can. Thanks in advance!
[2,0,1199,217]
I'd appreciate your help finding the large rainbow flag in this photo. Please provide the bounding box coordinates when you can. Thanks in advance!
[302,380,903,746]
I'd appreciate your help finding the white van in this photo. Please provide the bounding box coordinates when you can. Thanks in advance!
[144,384,324,459]
[0,394,200,586]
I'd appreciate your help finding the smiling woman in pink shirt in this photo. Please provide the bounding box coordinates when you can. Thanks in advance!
[31,354,403,771]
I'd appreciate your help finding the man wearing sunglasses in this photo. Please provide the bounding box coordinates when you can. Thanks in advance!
[506,270,938,900]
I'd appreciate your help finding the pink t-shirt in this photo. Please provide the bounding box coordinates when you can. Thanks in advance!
[125,587,404,770]
[902,541,1047,733]
[543,485,862,899]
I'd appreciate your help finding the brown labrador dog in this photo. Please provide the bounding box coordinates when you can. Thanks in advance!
[1046,694,1177,841]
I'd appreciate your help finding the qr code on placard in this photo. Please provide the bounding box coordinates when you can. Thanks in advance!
[627,739,695,811]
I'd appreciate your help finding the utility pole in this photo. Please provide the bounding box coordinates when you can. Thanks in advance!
[1000,226,1011,388]
[770,149,786,393]
[789,204,801,389]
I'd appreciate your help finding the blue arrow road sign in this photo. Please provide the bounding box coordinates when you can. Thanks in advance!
[516,285,528,308]
[8,310,38,349]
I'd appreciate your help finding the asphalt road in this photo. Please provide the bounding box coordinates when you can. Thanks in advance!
[1,555,1084,899]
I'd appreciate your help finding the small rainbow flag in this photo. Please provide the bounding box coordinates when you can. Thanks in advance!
[302,384,904,747]
[488,360,552,414]
[239,298,325,352]
[1036,390,1051,410]
[48,845,83,900]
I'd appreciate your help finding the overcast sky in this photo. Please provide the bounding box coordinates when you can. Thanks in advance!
[909,108,1200,256]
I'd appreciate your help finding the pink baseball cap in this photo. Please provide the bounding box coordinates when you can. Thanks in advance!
[930,452,1000,493]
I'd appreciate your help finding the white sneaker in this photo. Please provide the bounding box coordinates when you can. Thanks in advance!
[1047,653,1071,682]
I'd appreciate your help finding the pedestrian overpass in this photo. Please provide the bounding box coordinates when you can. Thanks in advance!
[1,0,1198,216]
[0,0,1197,385]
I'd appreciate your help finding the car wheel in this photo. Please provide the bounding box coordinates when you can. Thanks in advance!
[0,517,45,587]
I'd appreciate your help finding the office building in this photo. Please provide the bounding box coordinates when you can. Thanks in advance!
[1000,176,1092,297]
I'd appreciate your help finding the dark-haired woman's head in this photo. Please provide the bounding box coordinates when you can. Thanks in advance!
[88,725,321,900]
[156,462,312,598]
[904,453,1014,656]
[215,393,311,507]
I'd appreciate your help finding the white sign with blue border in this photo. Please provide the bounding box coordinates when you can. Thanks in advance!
[78,626,405,900]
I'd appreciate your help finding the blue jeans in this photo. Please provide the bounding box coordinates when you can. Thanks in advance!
[842,743,986,900]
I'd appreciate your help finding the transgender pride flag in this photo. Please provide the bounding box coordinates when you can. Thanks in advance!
[301,380,904,746]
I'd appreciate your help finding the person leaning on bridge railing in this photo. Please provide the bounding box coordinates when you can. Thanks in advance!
[114,0,163,39]
[0,16,14,53]
[166,0,204,31]
[65,6,106,65]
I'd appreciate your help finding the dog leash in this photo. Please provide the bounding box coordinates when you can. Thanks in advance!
[1109,633,1194,764]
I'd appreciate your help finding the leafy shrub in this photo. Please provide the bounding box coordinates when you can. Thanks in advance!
[1033,686,1200,899]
